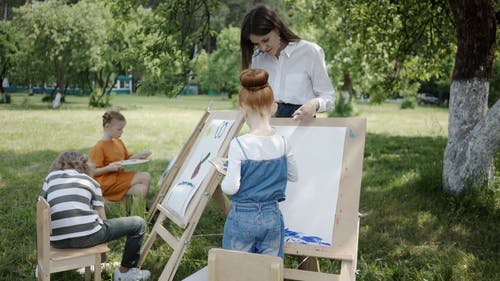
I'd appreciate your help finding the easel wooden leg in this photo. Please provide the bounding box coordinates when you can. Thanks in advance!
[84,266,91,281]
[339,218,359,281]
[140,175,226,281]
[339,260,356,281]
[297,256,320,272]
[157,224,197,281]
[139,215,164,266]
[212,185,230,215]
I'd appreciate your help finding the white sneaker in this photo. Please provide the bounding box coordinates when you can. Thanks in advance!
[113,267,151,281]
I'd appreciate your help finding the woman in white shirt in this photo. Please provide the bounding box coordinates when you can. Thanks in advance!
[240,4,335,120]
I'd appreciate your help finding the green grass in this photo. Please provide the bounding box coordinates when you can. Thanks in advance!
[0,93,498,280]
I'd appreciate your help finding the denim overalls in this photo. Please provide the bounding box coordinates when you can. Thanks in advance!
[222,136,288,258]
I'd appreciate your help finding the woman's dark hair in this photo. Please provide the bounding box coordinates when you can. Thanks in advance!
[240,4,300,69]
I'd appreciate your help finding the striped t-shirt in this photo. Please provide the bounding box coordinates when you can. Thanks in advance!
[40,169,105,241]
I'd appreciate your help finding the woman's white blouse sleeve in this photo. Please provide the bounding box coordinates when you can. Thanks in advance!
[310,45,335,112]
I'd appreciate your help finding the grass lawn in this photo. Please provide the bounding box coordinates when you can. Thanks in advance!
[0,93,498,280]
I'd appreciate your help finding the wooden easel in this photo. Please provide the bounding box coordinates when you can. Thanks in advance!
[139,111,244,281]
[180,117,366,281]
[146,109,211,223]
[270,117,366,281]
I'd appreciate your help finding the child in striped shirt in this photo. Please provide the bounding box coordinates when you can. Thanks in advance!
[40,151,150,281]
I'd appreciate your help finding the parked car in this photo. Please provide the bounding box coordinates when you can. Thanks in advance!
[417,95,440,105]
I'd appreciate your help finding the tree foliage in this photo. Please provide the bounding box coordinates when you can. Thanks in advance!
[142,0,219,96]
[288,0,456,102]
[287,0,498,194]
[194,26,240,96]
[0,20,17,94]
[8,0,154,107]
[11,0,112,103]
[88,0,145,107]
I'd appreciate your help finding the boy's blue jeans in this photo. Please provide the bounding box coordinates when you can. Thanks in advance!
[51,216,146,269]
[222,201,284,258]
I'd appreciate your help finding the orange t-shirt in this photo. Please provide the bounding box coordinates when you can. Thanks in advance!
[89,139,135,201]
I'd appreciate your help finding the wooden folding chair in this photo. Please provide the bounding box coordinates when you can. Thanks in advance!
[208,248,283,281]
[36,198,109,281]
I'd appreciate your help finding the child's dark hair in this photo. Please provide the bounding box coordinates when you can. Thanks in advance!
[50,151,94,176]
[239,69,274,117]
[102,108,125,127]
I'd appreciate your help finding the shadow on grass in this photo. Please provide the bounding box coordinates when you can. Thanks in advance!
[358,133,500,280]
[1,134,498,281]
[0,148,169,281]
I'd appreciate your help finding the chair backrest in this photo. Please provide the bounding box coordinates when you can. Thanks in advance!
[36,197,51,267]
[208,248,283,281]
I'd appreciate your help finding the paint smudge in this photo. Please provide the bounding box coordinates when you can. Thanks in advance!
[348,128,356,139]
[177,181,195,188]
[285,228,331,246]
[191,152,211,179]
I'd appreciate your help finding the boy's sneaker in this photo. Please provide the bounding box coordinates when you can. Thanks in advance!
[113,268,151,281]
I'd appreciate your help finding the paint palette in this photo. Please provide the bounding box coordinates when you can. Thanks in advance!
[119,159,149,166]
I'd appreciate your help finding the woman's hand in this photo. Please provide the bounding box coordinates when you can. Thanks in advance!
[292,99,319,121]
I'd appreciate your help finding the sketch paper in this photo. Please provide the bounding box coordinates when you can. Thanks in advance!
[120,159,149,166]
[275,125,346,246]
[163,119,234,217]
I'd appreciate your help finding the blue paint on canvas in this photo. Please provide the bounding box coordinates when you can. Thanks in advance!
[348,128,356,139]
[177,181,195,188]
[285,228,331,246]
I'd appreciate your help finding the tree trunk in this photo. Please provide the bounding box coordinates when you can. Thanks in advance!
[1,1,7,20]
[1,60,8,94]
[0,76,4,95]
[0,73,5,103]
[53,58,64,108]
[444,80,500,193]
[53,56,66,94]
[341,72,352,104]
[444,0,499,194]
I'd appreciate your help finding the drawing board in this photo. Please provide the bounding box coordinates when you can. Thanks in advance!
[163,119,234,220]
[120,159,149,166]
[271,117,366,281]
[277,125,346,246]
[147,109,211,221]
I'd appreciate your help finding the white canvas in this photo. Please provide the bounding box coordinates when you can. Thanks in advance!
[276,125,346,246]
[163,119,235,217]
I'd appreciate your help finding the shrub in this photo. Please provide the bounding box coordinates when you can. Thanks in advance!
[329,91,353,117]
[0,93,11,103]
[400,98,415,109]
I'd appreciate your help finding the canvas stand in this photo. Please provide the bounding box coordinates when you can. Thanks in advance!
[270,117,366,281]
[139,110,244,281]
[147,109,211,223]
